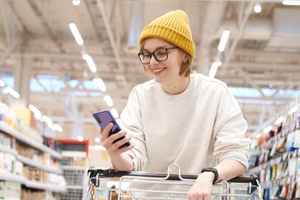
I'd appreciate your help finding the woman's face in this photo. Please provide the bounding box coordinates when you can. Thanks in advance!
[140,38,185,84]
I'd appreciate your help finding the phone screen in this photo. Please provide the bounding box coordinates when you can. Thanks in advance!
[93,111,121,135]
[93,111,130,148]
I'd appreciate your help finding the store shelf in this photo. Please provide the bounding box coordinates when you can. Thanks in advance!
[0,172,26,183]
[248,151,289,175]
[0,145,62,175]
[25,180,66,192]
[0,172,66,192]
[66,185,83,189]
[0,145,18,156]
[18,155,63,175]
[0,122,62,159]
[62,165,86,171]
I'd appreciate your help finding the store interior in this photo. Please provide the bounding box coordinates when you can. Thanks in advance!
[0,0,300,199]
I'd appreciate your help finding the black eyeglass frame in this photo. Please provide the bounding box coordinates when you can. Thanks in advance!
[137,46,178,65]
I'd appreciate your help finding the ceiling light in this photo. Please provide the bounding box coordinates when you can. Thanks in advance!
[53,124,63,132]
[110,108,119,118]
[93,78,106,92]
[42,115,53,127]
[275,116,285,125]
[77,136,84,142]
[254,3,262,13]
[217,30,231,52]
[3,87,20,99]
[263,126,272,133]
[282,0,300,6]
[0,80,4,87]
[82,53,97,73]
[28,104,42,120]
[94,137,100,143]
[72,0,80,6]
[208,61,222,78]
[68,22,84,46]
[104,95,113,107]
[288,105,299,114]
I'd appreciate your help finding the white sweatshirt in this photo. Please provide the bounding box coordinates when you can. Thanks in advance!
[120,73,250,175]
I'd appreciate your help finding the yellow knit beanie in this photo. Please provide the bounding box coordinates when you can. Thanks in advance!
[139,10,196,59]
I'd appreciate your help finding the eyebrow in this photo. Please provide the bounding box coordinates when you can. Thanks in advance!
[141,46,173,52]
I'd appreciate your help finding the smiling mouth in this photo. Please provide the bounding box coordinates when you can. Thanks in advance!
[151,68,166,74]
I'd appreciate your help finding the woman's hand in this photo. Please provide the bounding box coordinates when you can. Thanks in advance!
[100,123,134,171]
[100,123,131,155]
[187,172,214,200]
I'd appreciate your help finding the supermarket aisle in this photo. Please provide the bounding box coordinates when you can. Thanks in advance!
[1,0,300,200]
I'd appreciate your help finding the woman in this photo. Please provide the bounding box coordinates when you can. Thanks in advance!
[100,10,250,200]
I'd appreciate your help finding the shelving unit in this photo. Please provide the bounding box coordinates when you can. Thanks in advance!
[0,122,62,159]
[0,173,66,192]
[248,104,300,199]
[0,119,66,200]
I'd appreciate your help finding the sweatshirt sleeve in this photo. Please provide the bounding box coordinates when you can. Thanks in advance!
[212,85,250,169]
[120,86,148,170]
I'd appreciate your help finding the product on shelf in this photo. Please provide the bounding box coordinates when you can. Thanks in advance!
[3,153,15,173]
[248,105,300,199]
[0,132,12,149]
[0,181,21,200]
[16,142,38,159]
[21,188,47,200]
[23,166,47,182]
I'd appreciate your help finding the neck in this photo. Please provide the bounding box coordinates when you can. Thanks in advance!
[161,76,190,95]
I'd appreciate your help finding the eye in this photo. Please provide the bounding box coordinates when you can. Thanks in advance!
[154,48,168,57]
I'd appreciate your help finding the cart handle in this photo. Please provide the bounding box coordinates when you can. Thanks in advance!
[87,169,258,186]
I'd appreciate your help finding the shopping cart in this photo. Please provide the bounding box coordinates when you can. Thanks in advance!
[86,166,262,200]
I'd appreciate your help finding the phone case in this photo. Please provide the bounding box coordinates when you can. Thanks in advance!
[93,111,121,135]
[93,111,130,148]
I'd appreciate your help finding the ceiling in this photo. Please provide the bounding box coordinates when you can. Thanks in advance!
[0,0,300,141]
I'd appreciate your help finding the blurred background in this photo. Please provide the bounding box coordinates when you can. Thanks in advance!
[0,0,300,199]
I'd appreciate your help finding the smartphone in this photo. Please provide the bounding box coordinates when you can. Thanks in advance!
[93,110,130,148]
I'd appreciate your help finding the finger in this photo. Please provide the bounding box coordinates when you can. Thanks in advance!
[111,136,130,151]
[103,132,126,151]
[187,192,197,200]
[106,132,126,145]
[116,144,133,154]
[101,123,113,139]
[204,194,209,200]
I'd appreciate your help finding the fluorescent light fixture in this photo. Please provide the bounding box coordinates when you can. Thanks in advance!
[104,95,113,107]
[93,78,106,92]
[275,116,285,125]
[254,3,262,13]
[0,80,4,87]
[28,104,42,120]
[42,115,53,127]
[288,105,299,114]
[3,87,20,99]
[208,61,222,78]
[217,30,231,52]
[68,22,84,46]
[110,108,119,118]
[82,53,97,73]
[263,126,272,133]
[53,124,63,132]
[72,0,80,6]
[94,137,100,143]
[282,0,300,6]
[77,136,84,142]
[90,145,105,151]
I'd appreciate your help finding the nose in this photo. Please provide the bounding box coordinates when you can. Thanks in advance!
[149,54,159,66]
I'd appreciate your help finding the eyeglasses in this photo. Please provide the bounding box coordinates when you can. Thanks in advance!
[138,46,177,65]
